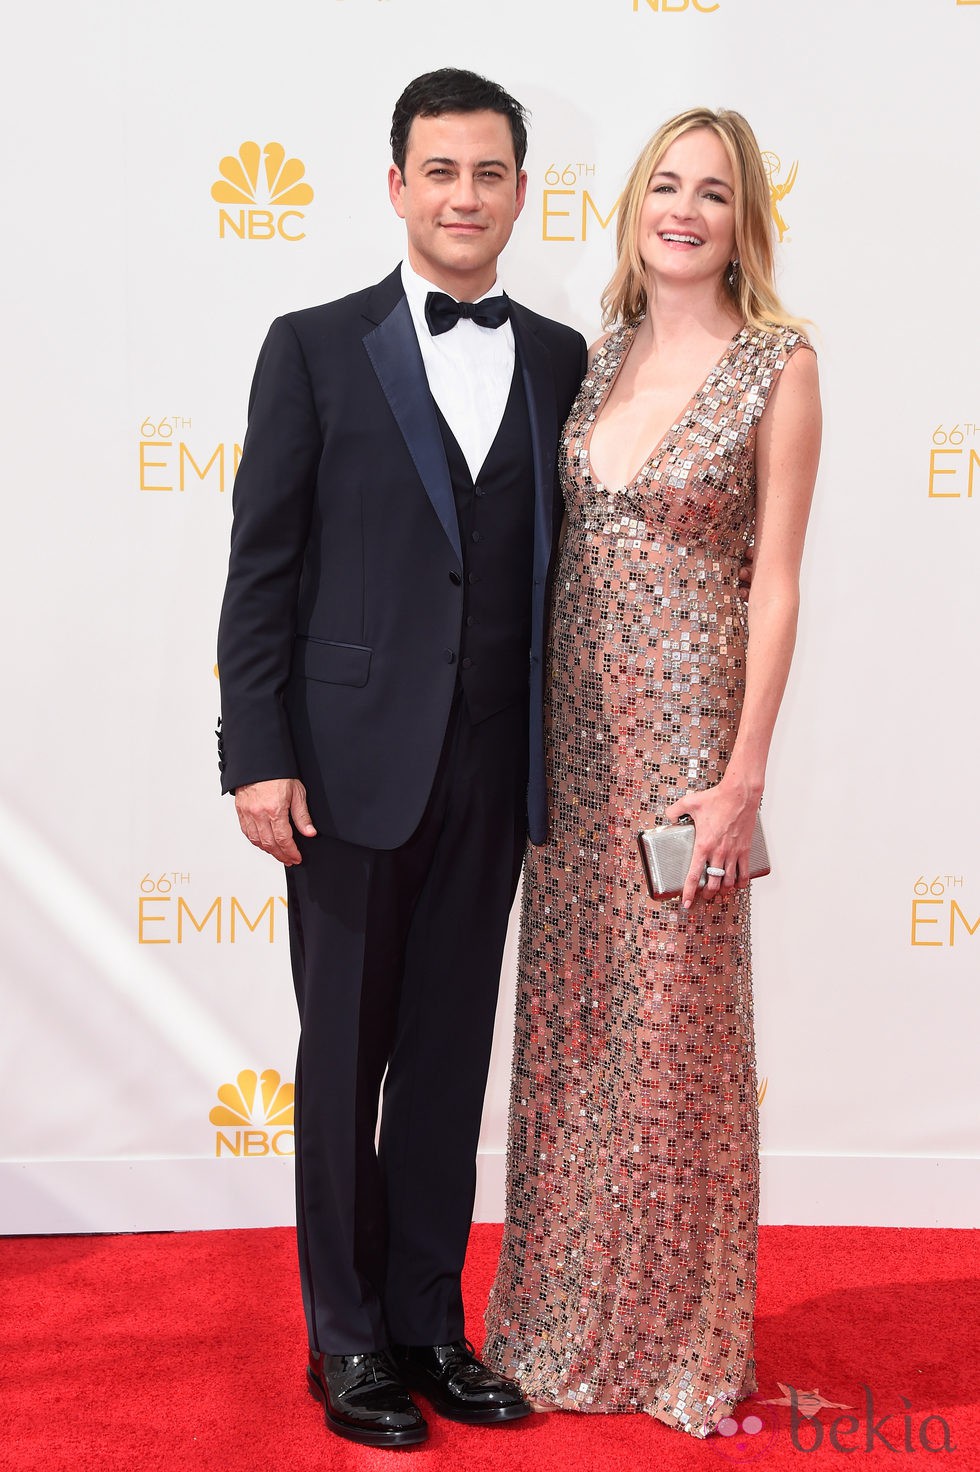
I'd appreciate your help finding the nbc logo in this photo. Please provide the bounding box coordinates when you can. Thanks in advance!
[211,141,313,241]
[210,1068,295,1156]
[633,1,720,11]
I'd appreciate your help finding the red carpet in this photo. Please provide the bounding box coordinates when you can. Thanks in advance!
[1,1225,976,1471]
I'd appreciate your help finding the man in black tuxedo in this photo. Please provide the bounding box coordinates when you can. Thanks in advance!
[216,68,586,1449]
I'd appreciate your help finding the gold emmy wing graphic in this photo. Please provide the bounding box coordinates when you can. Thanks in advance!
[211,142,314,207]
[209,1069,295,1128]
[762,152,797,242]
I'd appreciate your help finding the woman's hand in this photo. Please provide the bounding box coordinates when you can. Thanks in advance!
[663,779,762,910]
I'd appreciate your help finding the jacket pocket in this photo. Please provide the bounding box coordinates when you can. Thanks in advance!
[295,636,372,687]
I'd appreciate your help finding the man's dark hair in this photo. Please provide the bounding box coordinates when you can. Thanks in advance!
[390,68,529,175]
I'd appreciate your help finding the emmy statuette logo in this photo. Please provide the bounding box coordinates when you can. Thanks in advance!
[762,153,798,243]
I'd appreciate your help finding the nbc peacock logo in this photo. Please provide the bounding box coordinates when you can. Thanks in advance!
[632,2,720,12]
[210,1068,295,1156]
[211,141,314,242]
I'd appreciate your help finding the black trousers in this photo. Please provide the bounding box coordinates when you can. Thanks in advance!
[285,691,529,1353]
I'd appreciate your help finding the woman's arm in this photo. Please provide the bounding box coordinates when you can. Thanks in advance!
[664,344,822,908]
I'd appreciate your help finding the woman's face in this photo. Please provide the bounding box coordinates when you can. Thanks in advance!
[637,128,738,291]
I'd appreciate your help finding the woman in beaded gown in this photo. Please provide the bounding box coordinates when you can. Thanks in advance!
[484,110,821,1437]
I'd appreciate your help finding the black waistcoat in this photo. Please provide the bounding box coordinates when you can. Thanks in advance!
[434,363,534,724]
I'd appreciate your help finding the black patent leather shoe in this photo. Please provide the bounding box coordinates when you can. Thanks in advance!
[307,1349,428,1447]
[392,1340,531,1425]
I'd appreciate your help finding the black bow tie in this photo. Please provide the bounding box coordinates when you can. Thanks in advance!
[424,290,510,336]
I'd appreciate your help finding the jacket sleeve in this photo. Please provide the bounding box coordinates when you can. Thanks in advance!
[553,332,588,529]
[216,316,322,793]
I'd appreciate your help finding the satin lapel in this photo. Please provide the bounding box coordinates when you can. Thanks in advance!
[510,305,558,585]
[363,294,461,566]
[510,304,560,846]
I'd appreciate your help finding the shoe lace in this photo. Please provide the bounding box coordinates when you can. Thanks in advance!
[340,1351,399,1388]
[449,1340,485,1380]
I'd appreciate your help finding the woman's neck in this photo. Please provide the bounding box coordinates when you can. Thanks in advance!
[639,275,742,348]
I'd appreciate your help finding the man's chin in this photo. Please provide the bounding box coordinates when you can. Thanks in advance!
[428,254,495,281]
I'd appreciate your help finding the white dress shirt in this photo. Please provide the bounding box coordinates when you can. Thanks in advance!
[400,260,516,483]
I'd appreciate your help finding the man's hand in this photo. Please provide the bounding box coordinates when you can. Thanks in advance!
[234,778,317,866]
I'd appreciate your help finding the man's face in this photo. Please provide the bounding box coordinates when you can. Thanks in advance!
[388,110,527,299]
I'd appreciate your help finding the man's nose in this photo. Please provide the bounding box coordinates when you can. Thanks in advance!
[449,172,481,211]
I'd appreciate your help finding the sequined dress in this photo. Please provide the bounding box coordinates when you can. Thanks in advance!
[484,321,811,1436]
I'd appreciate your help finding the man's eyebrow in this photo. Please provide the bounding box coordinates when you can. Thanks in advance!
[420,156,512,170]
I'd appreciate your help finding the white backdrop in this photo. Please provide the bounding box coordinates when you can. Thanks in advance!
[2,0,978,1234]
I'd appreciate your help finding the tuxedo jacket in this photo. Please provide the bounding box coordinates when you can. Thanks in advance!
[217,265,586,850]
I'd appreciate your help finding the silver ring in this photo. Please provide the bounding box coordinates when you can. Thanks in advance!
[705,866,726,878]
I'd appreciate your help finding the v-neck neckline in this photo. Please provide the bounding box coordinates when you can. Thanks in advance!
[585,322,746,492]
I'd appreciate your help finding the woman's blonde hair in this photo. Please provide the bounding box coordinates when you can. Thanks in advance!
[601,106,805,333]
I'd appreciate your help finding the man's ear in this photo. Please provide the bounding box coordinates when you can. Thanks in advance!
[388,165,407,219]
[513,169,528,221]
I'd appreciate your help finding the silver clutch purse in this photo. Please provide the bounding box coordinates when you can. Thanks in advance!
[638,812,771,899]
